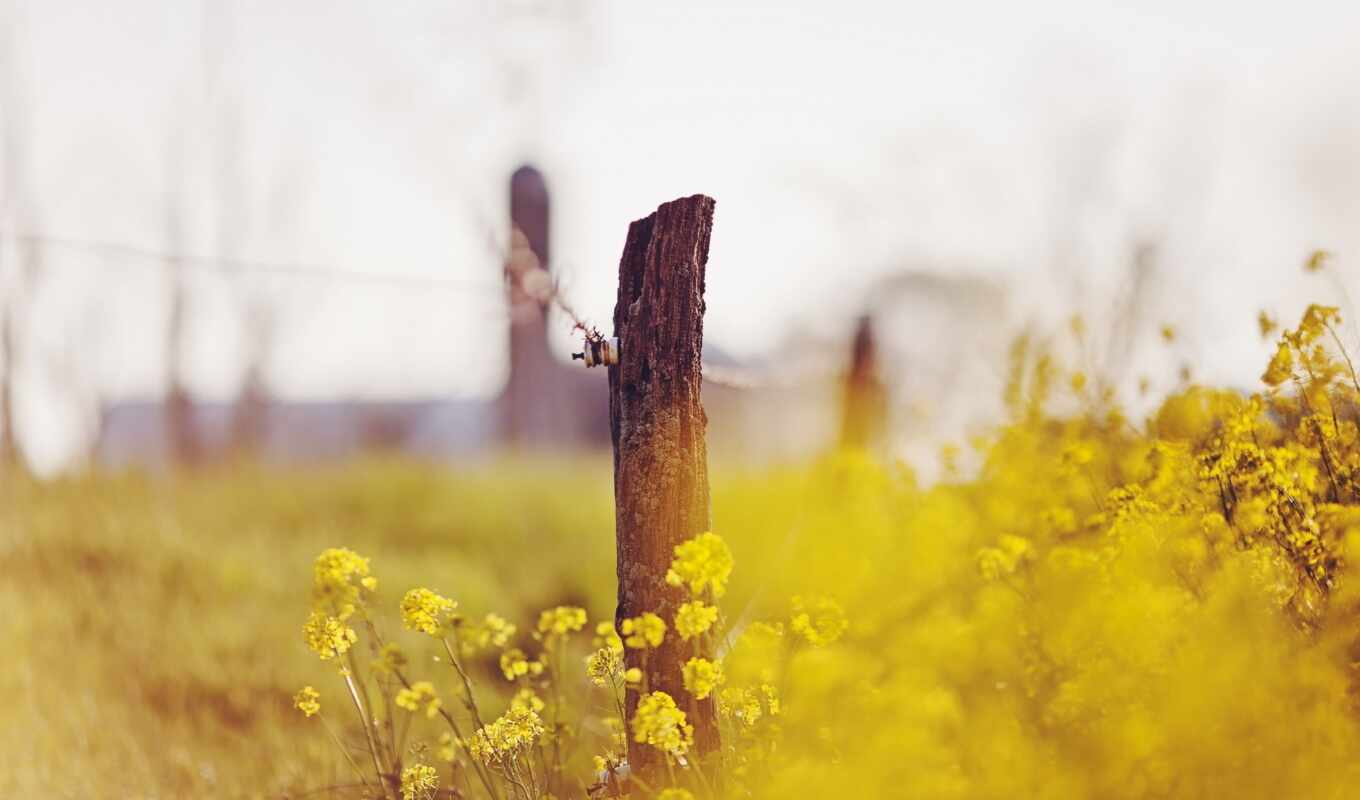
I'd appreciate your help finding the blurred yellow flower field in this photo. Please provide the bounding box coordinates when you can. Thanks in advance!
[12,304,1360,798]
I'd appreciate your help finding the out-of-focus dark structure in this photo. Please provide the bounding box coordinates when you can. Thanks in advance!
[498,165,609,451]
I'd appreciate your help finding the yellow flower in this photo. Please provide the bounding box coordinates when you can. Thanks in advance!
[400,588,457,636]
[1259,310,1278,339]
[499,647,543,681]
[311,547,374,619]
[469,705,546,764]
[674,600,719,641]
[977,535,1034,581]
[372,642,407,675]
[621,612,667,649]
[510,687,546,715]
[593,620,624,652]
[437,731,458,763]
[718,686,774,726]
[458,612,517,655]
[789,595,847,647]
[302,610,357,661]
[586,646,624,686]
[681,657,725,700]
[395,681,442,719]
[624,667,643,684]
[631,691,693,760]
[665,531,735,598]
[1262,341,1294,387]
[761,683,781,716]
[293,685,320,717]
[400,763,439,800]
[657,790,696,800]
[1305,249,1331,272]
[537,606,588,637]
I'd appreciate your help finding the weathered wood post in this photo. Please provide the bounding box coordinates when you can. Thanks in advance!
[839,314,887,450]
[608,195,721,783]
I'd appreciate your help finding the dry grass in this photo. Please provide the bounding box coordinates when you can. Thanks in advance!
[0,458,618,799]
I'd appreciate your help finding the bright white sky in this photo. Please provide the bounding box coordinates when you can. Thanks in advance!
[6,0,1360,472]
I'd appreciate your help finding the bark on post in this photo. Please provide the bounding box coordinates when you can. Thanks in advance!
[608,195,720,782]
[839,314,887,450]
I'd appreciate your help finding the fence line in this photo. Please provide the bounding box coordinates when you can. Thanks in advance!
[1,228,835,392]
[1,230,507,294]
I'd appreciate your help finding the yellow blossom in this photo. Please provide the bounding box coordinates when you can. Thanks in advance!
[790,595,848,646]
[665,531,735,598]
[586,646,624,686]
[293,685,320,717]
[311,547,375,619]
[302,610,357,661]
[437,731,458,763]
[372,642,407,675]
[469,705,546,764]
[632,691,693,760]
[400,763,439,800]
[621,612,667,649]
[510,687,546,715]
[1259,310,1278,339]
[499,647,543,681]
[593,620,624,652]
[537,605,588,637]
[682,657,725,700]
[395,681,442,719]
[400,588,457,636]
[674,600,719,641]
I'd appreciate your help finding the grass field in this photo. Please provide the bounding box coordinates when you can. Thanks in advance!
[0,459,624,798]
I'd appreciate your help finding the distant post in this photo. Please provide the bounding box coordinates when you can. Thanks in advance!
[608,195,721,781]
[839,314,886,450]
[500,165,560,449]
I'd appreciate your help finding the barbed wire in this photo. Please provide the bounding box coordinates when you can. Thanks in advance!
[1,230,507,294]
[2,227,836,391]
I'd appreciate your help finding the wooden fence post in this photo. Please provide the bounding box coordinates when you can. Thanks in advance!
[500,164,561,450]
[608,195,721,783]
[839,314,886,450]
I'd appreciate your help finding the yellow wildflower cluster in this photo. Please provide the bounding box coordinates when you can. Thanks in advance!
[459,612,517,654]
[585,645,624,687]
[311,546,376,619]
[468,705,546,765]
[674,600,719,640]
[292,685,320,718]
[631,691,693,760]
[499,647,544,681]
[399,763,439,800]
[302,610,357,661]
[716,685,779,727]
[400,587,457,636]
[620,612,667,649]
[592,620,623,651]
[536,605,588,637]
[666,531,735,597]
[395,681,441,719]
[789,595,848,647]
[509,687,545,715]
[681,656,724,700]
[437,731,458,763]
[372,642,407,674]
